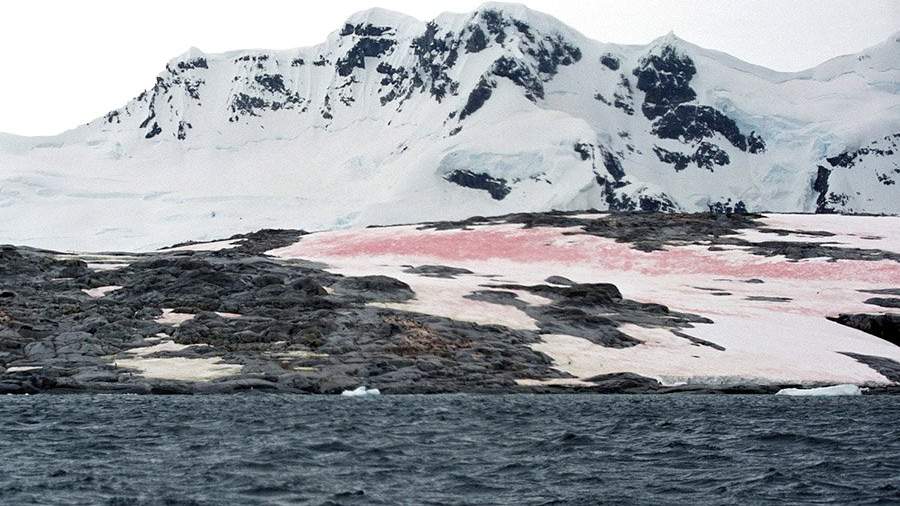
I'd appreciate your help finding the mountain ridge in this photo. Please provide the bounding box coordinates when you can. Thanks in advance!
[4,3,898,141]
[0,2,898,251]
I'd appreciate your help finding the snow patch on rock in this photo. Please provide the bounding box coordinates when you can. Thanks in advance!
[270,214,900,386]
[113,340,242,382]
[82,286,123,298]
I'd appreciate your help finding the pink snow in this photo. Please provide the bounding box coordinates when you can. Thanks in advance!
[275,224,900,284]
[268,218,900,386]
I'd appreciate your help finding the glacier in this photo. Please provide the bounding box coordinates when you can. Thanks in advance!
[0,2,898,251]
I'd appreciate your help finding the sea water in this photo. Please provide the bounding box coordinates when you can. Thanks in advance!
[1,394,898,505]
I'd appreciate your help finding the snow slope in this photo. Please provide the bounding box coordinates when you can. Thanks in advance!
[269,214,900,387]
[1,3,898,251]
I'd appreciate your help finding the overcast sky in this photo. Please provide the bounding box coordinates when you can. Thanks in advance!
[2,0,897,136]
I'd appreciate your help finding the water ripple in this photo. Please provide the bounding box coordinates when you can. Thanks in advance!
[0,394,898,505]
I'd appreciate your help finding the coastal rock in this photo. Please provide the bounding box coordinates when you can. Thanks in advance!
[2,211,900,394]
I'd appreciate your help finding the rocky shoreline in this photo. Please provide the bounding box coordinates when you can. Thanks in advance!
[2,212,899,395]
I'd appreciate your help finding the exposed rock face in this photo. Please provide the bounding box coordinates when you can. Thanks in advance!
[634,45,765,171]
[445,170,511,200]
[840,353,900,383]
[829,314,900,346]
[402,265,474,278]
[466,281,711,347]
[814,133,900,213]
[865,297,900,309]
[0,232,574,394]
[600,54,620,71]
[4,211,899,395]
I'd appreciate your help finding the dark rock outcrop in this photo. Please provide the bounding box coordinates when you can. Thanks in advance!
[633,45,765,160]
[444,170,511,200]
[402,265,474,278]
[0,240,575,394]
[829,314,900,346]
[865,298,900,309]
[840,353,900,382]
[600,54,620,71]
[466,280,712,349]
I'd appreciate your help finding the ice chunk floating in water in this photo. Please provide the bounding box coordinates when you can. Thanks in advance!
[776,385,863,396]
[341,386,381,397]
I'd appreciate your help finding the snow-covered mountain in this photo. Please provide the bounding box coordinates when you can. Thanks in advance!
[1,2,898,251]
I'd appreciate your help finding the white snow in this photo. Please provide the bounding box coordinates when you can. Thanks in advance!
[727,214,900,253]
[515,377,595,387]
[158,238,244,252]
[776,384,863,396]
[0,5,897,251]
[371,277,542,331]
[82,285,122,298]
[112,339,242,381]
[85,263,130,272]
[155,309,195,327]
[55,253,138,271]
[4,366,43,373]
[113,356,242,382]
[122,340,198,356]
[154,309,241,326]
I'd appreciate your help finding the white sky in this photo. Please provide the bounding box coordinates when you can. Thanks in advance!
[2,0,898,136]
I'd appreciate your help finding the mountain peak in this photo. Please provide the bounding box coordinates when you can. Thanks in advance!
[476,1,534,16]
[798,27,900,80]
[166,47,208,72]
[472,1,583,39]
[864,29,900,62]
[173,46,206,61]
[1,2,897,250]
[647,31,689,51]
[342,7,420,32]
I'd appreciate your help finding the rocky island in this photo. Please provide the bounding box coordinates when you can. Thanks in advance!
[2,212,898,395]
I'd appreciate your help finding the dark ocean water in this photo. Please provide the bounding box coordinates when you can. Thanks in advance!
[0,394,898,505]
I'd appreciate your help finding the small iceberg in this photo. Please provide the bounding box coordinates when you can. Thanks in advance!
[776,384,862,396]
[340,386,381,397]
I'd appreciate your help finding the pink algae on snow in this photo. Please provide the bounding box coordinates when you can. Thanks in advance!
[279,225,900,285]
[289,226,587,264]
[269,220,900,386]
